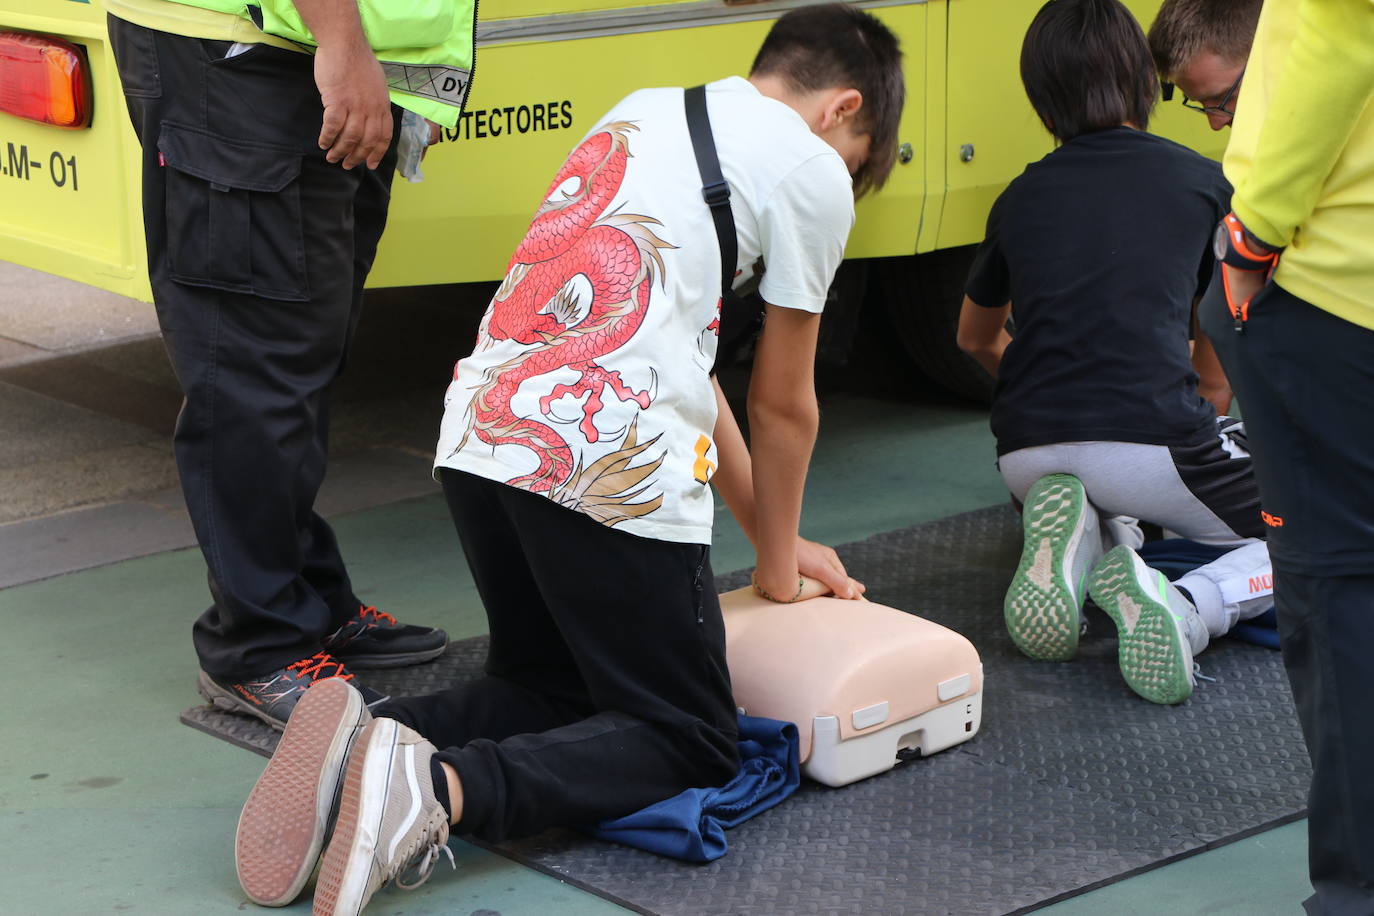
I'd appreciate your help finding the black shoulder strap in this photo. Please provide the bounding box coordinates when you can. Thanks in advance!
[684,85,737,305]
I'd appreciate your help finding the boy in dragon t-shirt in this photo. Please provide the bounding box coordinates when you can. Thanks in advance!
[229,6,906,912]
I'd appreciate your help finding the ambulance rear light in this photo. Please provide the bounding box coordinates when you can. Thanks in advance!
[0,31,92,129]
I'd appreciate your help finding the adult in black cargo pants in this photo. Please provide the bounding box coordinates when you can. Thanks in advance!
[108,12,445,727]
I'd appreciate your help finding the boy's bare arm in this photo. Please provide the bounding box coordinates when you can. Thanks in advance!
[957,295,1012,377]
[746,304,822,601]
[1192,323,1234,416]
[708,376,758,539]
[710,376,863,599]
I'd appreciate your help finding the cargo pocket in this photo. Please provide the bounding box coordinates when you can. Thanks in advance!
[157,121,309,301]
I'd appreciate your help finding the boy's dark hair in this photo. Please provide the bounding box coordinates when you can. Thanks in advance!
[1020,0,1157,143]
[750,3,904,198]
[1147,0,1263,80]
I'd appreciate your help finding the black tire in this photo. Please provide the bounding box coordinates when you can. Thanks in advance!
[876,245,995,404]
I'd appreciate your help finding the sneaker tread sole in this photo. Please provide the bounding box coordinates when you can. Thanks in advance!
[313,719,396,916]
[1090,549,1194,705]
[1005,475,1086,662]
[236,679,365,907]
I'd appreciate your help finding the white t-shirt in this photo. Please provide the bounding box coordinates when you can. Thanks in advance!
[434,76,855,544]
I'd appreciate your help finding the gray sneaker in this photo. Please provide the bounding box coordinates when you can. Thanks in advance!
[235,677,372,906]
[1088,545,1210,705]
[312,719,454,915]
[1005,474,1102,661]
[197,653,388,731]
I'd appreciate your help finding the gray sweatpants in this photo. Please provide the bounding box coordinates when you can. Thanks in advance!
[999,426,1273,638]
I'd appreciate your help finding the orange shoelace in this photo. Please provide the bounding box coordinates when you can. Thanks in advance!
[358,604,397,626]
[286,651,354,682]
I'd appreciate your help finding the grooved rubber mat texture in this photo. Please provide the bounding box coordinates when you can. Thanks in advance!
[181,504,1311,915]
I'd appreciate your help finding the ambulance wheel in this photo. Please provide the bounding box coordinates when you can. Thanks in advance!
[877,246,996,405]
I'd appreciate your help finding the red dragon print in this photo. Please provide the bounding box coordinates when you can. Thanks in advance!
[454,122,674,510]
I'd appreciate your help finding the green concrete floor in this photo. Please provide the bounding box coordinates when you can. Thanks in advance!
[0,391,1312,914]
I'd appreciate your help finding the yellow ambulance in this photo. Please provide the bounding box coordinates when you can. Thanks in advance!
[0,0,1221,398]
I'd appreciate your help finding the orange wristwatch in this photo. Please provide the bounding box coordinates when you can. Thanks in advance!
[1213,212,1282,331]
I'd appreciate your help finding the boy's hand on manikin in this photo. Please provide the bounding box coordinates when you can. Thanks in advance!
[797,537,866,600]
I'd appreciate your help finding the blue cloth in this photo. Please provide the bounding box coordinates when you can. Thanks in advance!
[1138,537,1231,577]
[1232,608,1281,649]
[588,714,801,862]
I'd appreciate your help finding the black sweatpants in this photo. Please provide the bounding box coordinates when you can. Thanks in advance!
[1202,278,1374,915]
[108,18,400,680]
[374,470,740,842]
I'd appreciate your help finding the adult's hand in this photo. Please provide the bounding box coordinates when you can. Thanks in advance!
[1221,263,1266,320]
[314,37,393,170]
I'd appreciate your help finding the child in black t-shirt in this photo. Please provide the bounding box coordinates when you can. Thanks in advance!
[957,0,1272,705]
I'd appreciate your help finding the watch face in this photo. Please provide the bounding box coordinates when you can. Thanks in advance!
[1214,221,1230,261]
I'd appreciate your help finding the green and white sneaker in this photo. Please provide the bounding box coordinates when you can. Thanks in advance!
[1005,474,1102,661]
[1089,545,1210,705]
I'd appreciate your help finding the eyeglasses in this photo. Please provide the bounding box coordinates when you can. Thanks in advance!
[1161,67,1245,118]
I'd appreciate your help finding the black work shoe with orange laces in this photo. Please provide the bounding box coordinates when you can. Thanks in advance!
[321,604,449,670]
[197,652,388,731]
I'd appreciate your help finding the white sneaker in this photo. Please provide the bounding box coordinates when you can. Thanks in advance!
[1005,474,1102,661]
[313,719,454,915]
[1088,546,1210,705]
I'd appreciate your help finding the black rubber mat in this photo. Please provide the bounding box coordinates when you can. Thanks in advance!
[182,504,1310,915]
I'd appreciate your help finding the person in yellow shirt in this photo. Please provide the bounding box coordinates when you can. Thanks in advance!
[1199,0,1374,911]
[1148,0,1262,132]
[1147,0,1266,417]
